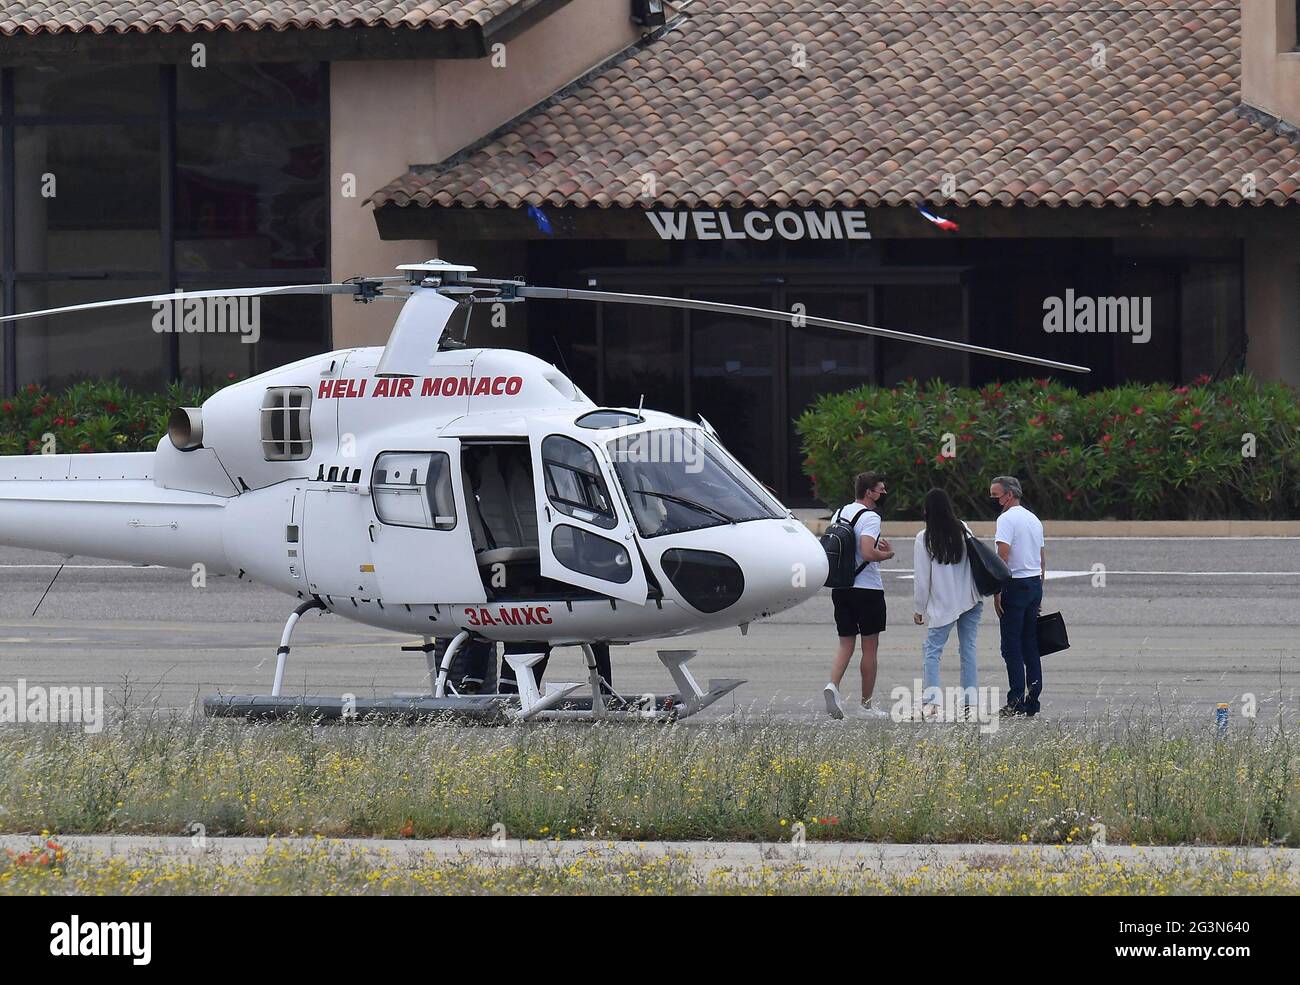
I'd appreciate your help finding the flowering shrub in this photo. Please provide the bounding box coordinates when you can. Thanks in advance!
[796,375,1300,519]
[0,379,228,456]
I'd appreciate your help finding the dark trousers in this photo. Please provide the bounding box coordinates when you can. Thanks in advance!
[499,643,612,694]
[999,576,1043,713]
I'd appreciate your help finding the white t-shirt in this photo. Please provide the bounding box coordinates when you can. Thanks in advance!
[994,504,1044,578]
[838,503,883,590]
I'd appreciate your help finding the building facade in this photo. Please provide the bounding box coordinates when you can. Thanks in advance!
[1,1,1297,505]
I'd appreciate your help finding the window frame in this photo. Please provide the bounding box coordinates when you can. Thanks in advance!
[540,433,619,530]
[0,62,330,394]
[259,385,313,461]
[371,450,458,531]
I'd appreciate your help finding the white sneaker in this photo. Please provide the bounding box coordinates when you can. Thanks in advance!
[857,701,889,719]
[823,683,845,720]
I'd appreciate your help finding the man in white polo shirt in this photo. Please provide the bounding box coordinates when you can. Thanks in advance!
[990,475,1046,717]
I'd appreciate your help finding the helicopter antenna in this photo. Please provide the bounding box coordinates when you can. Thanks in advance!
[551,336,573,379]
[637,393,645,415]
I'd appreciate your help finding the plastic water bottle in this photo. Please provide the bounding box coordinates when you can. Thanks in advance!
[1215,702,1229,735]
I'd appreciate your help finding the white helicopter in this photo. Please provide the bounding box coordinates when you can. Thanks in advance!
[0,261,1087,722]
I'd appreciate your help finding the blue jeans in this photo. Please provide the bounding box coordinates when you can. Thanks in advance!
[999,576,1043,713]
[922,602,981,706]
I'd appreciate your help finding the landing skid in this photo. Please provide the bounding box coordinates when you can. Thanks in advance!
[202,614,744,724]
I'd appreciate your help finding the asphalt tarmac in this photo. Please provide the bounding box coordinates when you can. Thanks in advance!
[0,536,1296,721]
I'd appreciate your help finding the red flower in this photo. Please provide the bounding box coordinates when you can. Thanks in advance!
[1191,421,1204,431]
[1193,374,1212,385]
[226,372,237,381]
[1100,433,1112,443]
[1051,433,1064,442]
[1,402,10,413]
[1174,386,1189,395]
[52,417,64,426]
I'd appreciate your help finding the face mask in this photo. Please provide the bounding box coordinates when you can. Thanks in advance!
[990,497,1002,507]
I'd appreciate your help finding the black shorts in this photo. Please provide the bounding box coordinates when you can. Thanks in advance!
[832,587,887,638]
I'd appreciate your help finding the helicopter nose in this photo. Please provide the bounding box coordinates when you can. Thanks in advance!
[741,520,828,616]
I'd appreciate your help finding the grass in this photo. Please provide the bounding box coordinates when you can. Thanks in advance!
[1,842,1295,896]
[0,712,1295,846]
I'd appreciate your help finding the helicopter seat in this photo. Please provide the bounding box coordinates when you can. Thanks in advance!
[463,445,540,570]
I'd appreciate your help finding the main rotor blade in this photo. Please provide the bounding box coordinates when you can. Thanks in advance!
[0,284,366,324]
[518,287,1090,375]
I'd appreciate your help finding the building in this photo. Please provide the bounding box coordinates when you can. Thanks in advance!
[1,1,1297,504]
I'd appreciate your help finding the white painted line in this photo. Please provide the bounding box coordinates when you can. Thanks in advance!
[1044,536,1300,541]
[894,569,1300,580]
[0,564,158,569]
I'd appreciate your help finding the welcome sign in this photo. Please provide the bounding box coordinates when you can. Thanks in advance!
[646,209,872,241]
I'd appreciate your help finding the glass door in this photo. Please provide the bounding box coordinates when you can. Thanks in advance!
[689,290,779,493]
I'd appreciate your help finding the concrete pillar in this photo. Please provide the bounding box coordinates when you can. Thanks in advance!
[1244,238,1300,385]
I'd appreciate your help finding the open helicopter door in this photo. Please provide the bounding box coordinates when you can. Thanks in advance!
[526,418,649,605]
[367,441,486,605]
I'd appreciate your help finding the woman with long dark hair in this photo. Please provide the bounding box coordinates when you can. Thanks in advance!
[912,488,982,720]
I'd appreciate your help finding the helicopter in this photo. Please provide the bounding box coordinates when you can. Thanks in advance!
[0,260,1088,722]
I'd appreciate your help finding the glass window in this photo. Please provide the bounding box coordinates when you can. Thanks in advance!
[178,63,324,114]
[609,427,779,537]
[178,288,327,386]
[15,125,161,272]
[175,120,327,271]
[541,434,617,529]
[373,452,456,530]
[603,296,685,416]
[260,386,312,461]
[551,525,633,583]
[14,65,160,117]
[16,281,167,390]
[690,291,777,488]
[576,409,644,429]
[877,284,966,385]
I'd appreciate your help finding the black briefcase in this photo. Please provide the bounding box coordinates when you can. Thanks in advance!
[1037,611,1070,656]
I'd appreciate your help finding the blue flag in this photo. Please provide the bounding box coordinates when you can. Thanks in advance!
[527,204,554,236]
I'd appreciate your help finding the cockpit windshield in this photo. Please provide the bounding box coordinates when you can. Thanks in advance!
[606,427,780,537]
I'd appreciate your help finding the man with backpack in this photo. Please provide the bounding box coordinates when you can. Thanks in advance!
[823,471,895,719]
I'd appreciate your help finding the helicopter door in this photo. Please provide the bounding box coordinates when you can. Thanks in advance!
[368,443,486,605]
[302,480,380,600]
[527,420,649,605]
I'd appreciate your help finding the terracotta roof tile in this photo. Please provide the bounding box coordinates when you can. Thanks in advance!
[373,0,1300,211]
[0,1,523,35]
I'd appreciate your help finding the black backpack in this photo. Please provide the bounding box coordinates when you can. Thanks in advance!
[821,507,870,588]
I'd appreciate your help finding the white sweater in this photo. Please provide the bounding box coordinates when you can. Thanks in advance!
[913,528,982,628]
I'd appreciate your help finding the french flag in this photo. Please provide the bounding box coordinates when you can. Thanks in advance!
[917,204,959,232]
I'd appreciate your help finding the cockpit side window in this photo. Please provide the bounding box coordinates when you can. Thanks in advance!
[372,451,456,530]
[540,434,618,530]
